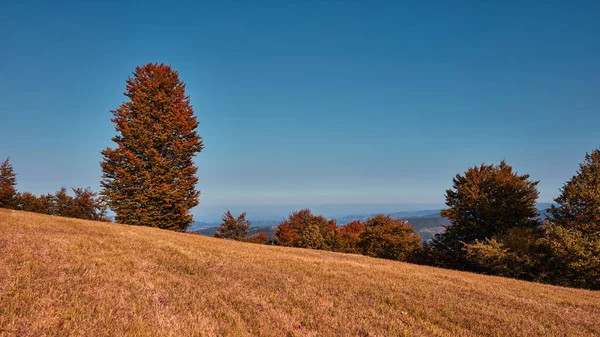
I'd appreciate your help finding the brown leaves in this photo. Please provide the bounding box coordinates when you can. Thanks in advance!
[101,63,203,231]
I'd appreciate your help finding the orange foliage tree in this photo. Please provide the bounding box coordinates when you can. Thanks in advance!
[432,161,540,269]
[335,220,365,253]
[245,231,271,245]
[101,63,204,230]
[274,209,337,249]
[358,215,421,261]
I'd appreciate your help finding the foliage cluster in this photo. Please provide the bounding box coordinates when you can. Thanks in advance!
[274,210,422,262]
[427,152,600,290]
[0,158,107,221]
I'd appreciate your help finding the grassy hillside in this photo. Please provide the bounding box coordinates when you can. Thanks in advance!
[1,209,599,336]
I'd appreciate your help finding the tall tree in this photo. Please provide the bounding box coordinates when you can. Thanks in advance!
[215,210,250,240]
[0,157,17,209]
[432,161,540,269]
[549,149,600,234]
[101,63,204,230]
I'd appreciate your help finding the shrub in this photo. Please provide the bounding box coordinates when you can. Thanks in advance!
[541,222,600,290]
[462,228,546,280]
[300,224,325,249]
[245,231,271,245]
[16,188,107,221]
[274,209,337,249]
[335,220,364,253]
[358,214,421,261]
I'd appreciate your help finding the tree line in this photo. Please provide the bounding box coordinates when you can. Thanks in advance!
[213,153,600,290]
[1,63,598,290]
[0,158,107,221]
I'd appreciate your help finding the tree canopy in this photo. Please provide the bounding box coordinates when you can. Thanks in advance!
[432,161,540,268]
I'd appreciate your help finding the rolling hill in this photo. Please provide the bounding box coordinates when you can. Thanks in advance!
[1,209,598,336]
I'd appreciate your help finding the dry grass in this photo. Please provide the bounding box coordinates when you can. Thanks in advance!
[0,209,598,337]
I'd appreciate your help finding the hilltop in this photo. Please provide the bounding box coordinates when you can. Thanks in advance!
[1,209,598,336]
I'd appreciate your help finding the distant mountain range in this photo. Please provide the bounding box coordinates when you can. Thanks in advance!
[190,203,553,242]
[189,210,449,241]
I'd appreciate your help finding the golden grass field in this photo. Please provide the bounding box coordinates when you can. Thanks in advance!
[1,209,599,336]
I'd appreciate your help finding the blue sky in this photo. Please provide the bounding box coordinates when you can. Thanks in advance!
[1,1,599,221]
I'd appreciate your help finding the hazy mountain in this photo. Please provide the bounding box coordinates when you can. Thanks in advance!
[190,204,553,242]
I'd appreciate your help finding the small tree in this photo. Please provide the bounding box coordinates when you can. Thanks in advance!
[54,187,73,217]
[549,149,600,235]
[17,192,41,213]
[432,161,540,269]
[358,215,421,261]
[462,227,546,280]
[335,220,365,253]
[300,224,325,249]
[215,210,250,240]
[70,188,108,221]
[0,157,17,209]
[274,209,337,249]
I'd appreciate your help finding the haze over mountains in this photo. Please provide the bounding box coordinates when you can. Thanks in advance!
[190,203,553,241]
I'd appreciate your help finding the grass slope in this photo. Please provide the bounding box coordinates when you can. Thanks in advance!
[1,209,599,337]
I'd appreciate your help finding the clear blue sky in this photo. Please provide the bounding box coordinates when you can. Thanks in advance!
[1,1,599,221]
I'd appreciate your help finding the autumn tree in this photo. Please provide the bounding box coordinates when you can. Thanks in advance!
[300,224,325,249]
[18,192,55,215]
[542,149,600,289]
[274,209,337,249]
[245,231,271,245]
[358,215,421,261]
[0,157,17,209]
[101,63,203,231]
[53,187,72,217]
[431,161,540,269]
[335,220,365,253]
[549,149,600,235]
[68,188,108,221]
[215,210,250,240]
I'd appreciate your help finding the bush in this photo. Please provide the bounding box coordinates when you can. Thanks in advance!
[275,209,337,249]
[245,231,271,245]
[462,227,546,280]
[358,215,421,261]
[541,223,600,290]
[335,220,364,254]
[300,224,325,249]
[16,188,107,221]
